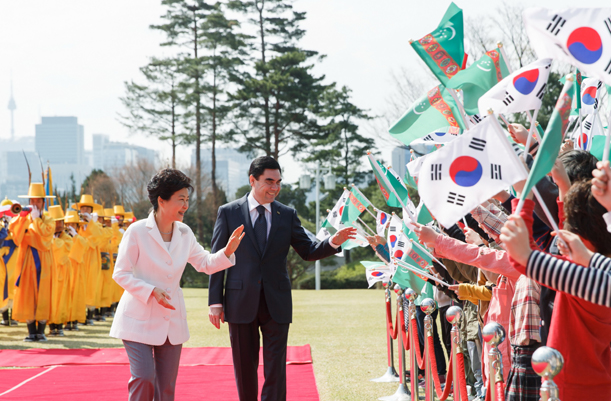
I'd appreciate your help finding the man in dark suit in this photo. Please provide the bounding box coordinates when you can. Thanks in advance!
[208,156,356,401]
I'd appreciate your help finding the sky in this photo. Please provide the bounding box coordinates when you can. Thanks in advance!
[1,0,609,184]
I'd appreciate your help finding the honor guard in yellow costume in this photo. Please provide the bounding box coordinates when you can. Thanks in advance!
[48,205,72,336]
[1,197,19,326]
[105,208,123,311]
[114,205,126,233]
[94,204,113,321]
[75,194,103,325]
[64,210,88,330]
[10,183,55,341]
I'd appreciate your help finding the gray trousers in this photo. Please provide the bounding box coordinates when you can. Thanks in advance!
[123,337,182,401]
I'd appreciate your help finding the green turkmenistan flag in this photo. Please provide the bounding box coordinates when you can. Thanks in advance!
[522,75,576,198]
[389,85,466,146]
[417,202,434,225]
[446,48,510,115]
[410,2,465,85]
[341,187,370,224]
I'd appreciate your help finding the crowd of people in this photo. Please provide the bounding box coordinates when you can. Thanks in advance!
[366,123,611,401]
[0,185,137,341]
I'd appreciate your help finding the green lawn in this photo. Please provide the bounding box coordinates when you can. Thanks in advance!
[0,288,412,401]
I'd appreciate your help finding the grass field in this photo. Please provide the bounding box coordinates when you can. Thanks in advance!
[0,289,412,401]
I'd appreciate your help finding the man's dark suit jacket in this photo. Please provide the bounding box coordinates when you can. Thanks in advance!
[209,194,341,324]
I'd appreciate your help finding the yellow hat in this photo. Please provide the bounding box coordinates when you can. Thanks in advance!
[18,183,56,199]
[93,204,104,215]
[124,212,136,222]
[64,210,82,224]
[103,208,115,218]
[48,205,66,221]
[76,194,99,209]
[1,197,13,207]
[113,205,126,216]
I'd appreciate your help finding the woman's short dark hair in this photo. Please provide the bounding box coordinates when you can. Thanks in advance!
[564,180,611,256]
[559,150,598,183]
[147,168,193,212]
[248,156,281,180]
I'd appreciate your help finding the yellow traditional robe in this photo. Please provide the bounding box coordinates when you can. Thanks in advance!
[1,229,20,309]
[98,226,114,308]
[78,221,102,308]
[110,224,124,303]
[68,234,88,323]
[50,232,72,324]
[9,214,55,322]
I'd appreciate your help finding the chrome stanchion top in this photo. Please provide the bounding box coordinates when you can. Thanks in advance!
[482,322,506,347]
[394,283,402,294]
[445,305,463,326]
[404,288,417,303]
[420,298,436,315]
[532,346,564,378]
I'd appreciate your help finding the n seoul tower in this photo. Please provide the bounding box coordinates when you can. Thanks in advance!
[7,79,16,140]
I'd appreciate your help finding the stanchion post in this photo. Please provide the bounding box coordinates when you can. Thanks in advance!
[421,298,436,401]
[379,285,411,401]
[372,282,400,382]
[446,306,463,401]
[405,288,419,401]
[482,323,506,401]
[532,346,564,401]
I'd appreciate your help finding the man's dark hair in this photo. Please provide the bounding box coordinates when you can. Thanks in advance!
[563,180,611,256]
[559,150,598,183]
[147,168,193,212]
[249,156,281,180]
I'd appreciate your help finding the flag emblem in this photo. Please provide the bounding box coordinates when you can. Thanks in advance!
[450,156,483,187]
[378,212,388,225]
[371,271,385,277]
[578,132,588,150]
[582,85,598,105]
[513,69,539,95]
[567,27,603,64]
[389,235,397,247]
[394,250,404,258]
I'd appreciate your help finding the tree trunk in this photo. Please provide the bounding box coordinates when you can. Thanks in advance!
[193,11,204,243]
[257,2,271,156]
[171,90,176,169]
[211,64,218,211]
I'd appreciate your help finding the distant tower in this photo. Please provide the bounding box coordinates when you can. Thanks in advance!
[7,79,16,140]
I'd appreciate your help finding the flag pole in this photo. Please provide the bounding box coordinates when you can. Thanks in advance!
[447,88,471,130]
[358,216,377,236]
[394,258,449,287]
[522,108,541,161]
[407,238,445,267]
[368,152,416,223]
[604,110,611,163]
[498,113,511,129]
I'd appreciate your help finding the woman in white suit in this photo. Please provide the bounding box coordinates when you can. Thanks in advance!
[110,168,244,401]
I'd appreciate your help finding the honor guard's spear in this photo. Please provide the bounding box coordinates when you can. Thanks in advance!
[22,150,31,186]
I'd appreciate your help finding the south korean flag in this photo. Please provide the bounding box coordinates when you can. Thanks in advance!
[581,77,603,114]
[524,7,611,86]
[418,117,528,228]
[573,112,604,151]
[410,126,462,155]
[478,58,552,115]
[323,189,350,230]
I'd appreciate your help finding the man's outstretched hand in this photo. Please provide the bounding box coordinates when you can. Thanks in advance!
[209,305,224,329]
[331,226,357,246]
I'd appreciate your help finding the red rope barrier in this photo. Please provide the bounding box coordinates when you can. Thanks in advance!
[410,337,418,399]
[386,300,399,340]
[399,308,409,351]
[455,351,469,401]
[426,335,454,400]
[409,317,425,370]
[495,381,505,401]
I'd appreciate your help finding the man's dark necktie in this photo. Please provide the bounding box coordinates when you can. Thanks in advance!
[254,205,267,253]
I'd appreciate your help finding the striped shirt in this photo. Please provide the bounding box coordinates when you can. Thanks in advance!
[527,251,611,308]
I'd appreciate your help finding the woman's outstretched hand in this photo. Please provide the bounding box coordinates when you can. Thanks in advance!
[224,225,245,258]
[152,287,175,310]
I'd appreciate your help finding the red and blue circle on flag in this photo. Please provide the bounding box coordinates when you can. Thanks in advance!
[371,271,385,277]
[378,212,388,225]
[567,27,603,65]
[513,69,539,95]
[449,156,483,187]
[389,235,397,248]
[582,86,598,105]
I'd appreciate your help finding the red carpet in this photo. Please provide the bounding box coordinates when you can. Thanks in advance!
[0,345,312,367]
[0,365,319,400]
[0,346,319,400]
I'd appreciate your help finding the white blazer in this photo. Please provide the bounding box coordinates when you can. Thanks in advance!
[109,212,234,345]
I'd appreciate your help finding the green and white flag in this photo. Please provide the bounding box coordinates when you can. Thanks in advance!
[368,153,417,222]
[446,48,510,115]
[522,76,576,199]
[340,187,370,224]
[410,2,465,85]
[389,85,466,146]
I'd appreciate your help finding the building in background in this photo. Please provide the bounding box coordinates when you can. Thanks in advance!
[92,134,157,172]
[35,116,91,194]
[391,146,411,179]
[190,148,250,200]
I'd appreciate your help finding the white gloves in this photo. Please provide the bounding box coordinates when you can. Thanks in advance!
[30,206,41,219]
[91,212,99,222]
[67,226,78,237]
[82,212,92,222]
[111,217,118,224]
